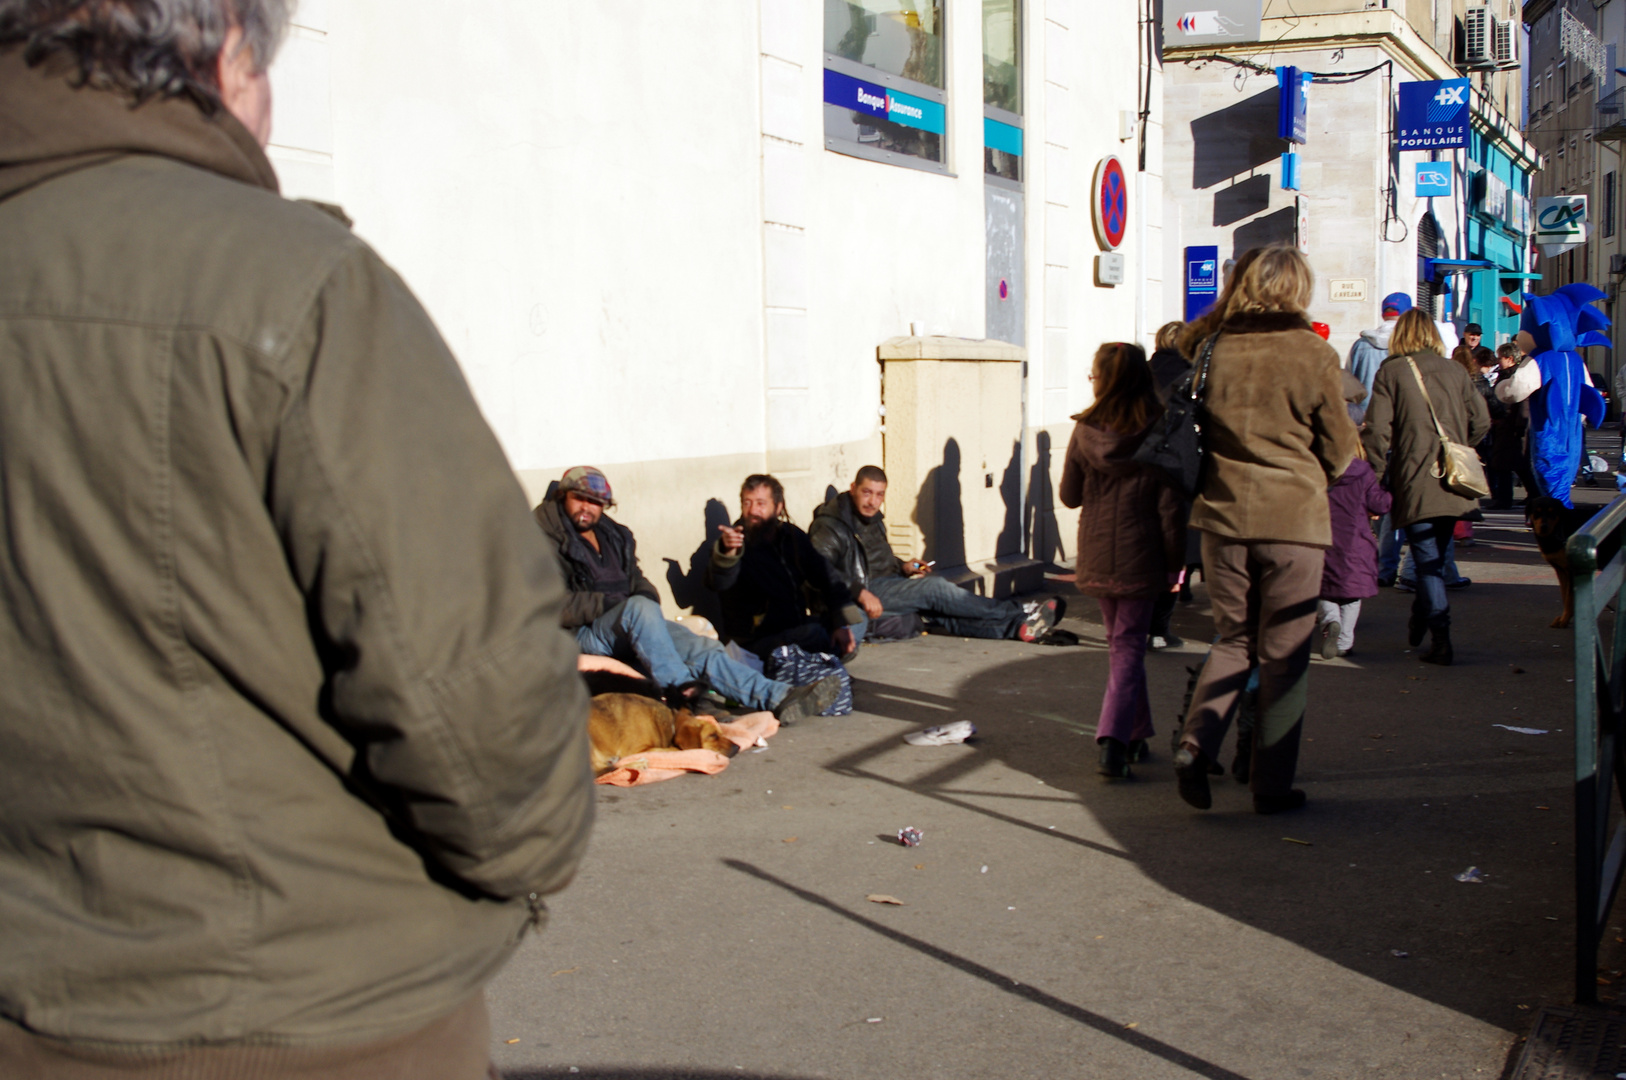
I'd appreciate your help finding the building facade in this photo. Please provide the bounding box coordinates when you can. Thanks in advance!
[263,0,1163,607]
[1162,1,1534,363]
[1526,0,1622,394]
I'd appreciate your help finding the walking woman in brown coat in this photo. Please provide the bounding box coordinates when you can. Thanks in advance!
[1361,309,1491,665]
[1059,342,1186,779]
[1173,248,1360,815]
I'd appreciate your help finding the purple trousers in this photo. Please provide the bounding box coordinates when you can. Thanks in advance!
[1095,595,1155,744]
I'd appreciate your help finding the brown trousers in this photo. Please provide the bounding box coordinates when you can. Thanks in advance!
[0,993,497,1080]
[1182,534,1324,798]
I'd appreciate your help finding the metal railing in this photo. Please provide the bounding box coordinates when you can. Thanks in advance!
[1569,494,1626,1003]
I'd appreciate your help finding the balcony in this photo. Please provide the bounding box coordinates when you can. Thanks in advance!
[1599,86,1626,141]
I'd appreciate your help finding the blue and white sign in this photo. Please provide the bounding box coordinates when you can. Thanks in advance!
[1276,66,1308,144]
[1415,162,1453,197]
[823,69,945,135]
[1185,245,1219,322]
[1397,79,1469,150]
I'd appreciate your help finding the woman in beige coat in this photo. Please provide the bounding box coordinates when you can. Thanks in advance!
[1360,309,1490,665]
[1174,248,1360,815]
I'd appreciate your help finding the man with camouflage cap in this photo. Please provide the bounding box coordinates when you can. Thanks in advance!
[536,467,841,721]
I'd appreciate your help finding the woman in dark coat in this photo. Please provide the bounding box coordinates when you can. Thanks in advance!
[1361,309,1491,665]
[1059,342,1185,779]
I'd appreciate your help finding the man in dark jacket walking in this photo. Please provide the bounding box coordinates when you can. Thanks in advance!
[809,466,1060,645]
[0,4,591,1074]
[536,468,839,720]
[706,474,863,660]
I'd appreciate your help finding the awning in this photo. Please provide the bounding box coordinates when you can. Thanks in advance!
[1421,258,1498,280]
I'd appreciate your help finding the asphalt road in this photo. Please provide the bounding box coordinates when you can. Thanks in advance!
[489,495,1622,1080]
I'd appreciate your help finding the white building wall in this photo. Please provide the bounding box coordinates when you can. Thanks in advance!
[266,1,1154,603]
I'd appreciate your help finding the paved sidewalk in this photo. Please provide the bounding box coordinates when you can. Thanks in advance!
[489,498,1621,1080]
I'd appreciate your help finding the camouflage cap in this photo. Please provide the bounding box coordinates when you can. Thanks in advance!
[557,465,613,506]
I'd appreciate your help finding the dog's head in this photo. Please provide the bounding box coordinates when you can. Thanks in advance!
[671,709,738,758]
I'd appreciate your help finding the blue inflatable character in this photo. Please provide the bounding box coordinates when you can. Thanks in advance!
[1519,283,1610,508]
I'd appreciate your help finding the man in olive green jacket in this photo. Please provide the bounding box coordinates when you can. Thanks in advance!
[0,4,592,1075]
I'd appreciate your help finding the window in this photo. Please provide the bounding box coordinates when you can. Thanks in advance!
[823,0,948,171]
[983,0,1021,183]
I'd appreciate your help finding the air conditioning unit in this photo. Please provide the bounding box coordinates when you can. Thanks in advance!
[1463,7,1497,70]
[1493,17,1520,69]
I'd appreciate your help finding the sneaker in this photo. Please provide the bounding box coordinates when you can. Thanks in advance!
[1319,620,1340,660]
[773,674,842,725]
[1445,576,1472,590]
[1393,580,1416,593]
[1149,634,1183,650]
[1376,576,1396,588]
[1018,598,1061,642]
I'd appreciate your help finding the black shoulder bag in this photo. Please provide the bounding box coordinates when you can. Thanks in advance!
[1131,333,1216,499]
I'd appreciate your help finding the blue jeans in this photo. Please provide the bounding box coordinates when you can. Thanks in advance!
[850,574,1024,645]
[1398,535,1462,584]
[1404,518,1454,631]
[574,596,789,711]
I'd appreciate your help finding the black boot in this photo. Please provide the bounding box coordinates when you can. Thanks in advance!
[1098,737,1131,779]
[1407,610,1428,648]
[1420,627,1453,666]
[1174,744,1213,809]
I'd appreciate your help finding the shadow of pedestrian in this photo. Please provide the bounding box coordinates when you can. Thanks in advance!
[915,437,967,577]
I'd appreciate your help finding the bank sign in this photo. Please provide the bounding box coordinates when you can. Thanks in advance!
[823,69,944,135]
[1534,196,1588,247]
[1397,79,1469,150]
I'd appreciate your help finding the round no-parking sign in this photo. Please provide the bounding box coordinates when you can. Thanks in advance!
[1092,156,1128,251]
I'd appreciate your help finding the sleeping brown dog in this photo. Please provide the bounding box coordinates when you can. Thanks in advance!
[1527,497,1608,629]
[587,692,738,776]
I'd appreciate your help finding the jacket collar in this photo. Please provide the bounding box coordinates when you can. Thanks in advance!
[0,46,278,202]
[1218,311,1313,335]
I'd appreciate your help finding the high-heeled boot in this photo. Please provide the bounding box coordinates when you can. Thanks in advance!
[1420,626,1453,666]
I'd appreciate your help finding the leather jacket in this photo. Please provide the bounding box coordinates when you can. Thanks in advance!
[808,492,900,599]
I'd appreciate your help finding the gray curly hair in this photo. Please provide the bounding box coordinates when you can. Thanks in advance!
[0,0,294,108]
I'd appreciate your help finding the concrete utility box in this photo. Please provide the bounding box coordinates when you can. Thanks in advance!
[878,336,1043,598]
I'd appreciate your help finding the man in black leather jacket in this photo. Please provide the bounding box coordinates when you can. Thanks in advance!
[809,466,1060,645]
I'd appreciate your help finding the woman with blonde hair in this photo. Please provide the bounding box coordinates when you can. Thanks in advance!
[1173,247,1360,815]
[1060,342,1185,778]
[1361,308,1490,665]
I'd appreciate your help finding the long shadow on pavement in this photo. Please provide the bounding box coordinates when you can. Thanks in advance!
[835,553,1589,1035]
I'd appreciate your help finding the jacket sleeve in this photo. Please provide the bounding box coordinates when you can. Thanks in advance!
[557,584,604,630]
[704,538,741,593]
[1496,357,1540,403]
[269,243,592,902]
[809,518,863,601]
[1310,359,1360,482]
[1058,427,1084,509]
[1361,365,1396,470]
[796,528,865,625]
[1157,481,1186,575]
[1363,468,1393,516]
[1464,374,1492,446]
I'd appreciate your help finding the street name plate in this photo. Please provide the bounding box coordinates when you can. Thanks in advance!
[1329,279,1367,302]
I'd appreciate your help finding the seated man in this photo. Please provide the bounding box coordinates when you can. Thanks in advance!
[535,467,838,723]
[705,474,864,661]
[809,465,1061,645]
